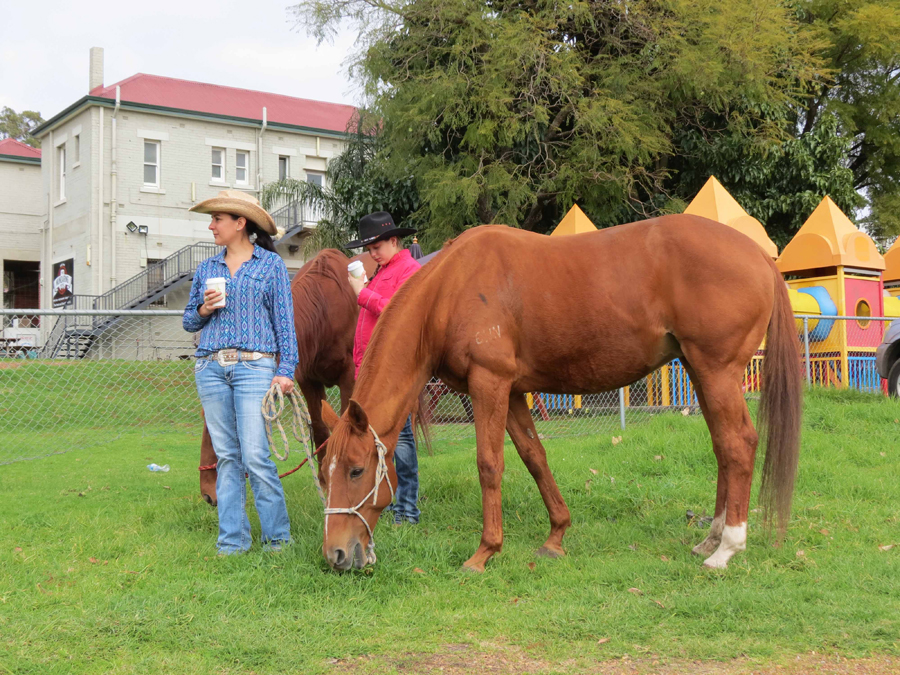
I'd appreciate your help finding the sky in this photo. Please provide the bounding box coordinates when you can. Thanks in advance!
[0,0,359,121]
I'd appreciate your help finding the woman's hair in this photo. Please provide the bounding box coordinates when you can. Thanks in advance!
[368,236,402,280]
[228,214,277,253]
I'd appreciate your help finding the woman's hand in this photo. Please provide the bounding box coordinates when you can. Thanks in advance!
[348,273,367,297]
[271,375,294,395]
[198,288,225,317]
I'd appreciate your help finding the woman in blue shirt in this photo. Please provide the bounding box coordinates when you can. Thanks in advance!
[183,190,298,555]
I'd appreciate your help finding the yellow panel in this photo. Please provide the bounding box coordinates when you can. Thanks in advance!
[885,238,900,283]
[777,196,885,273]
[684,176,778,258]
[550,204,598,237]
[884,295,900,318]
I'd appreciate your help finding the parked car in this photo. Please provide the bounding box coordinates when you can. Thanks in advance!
[875,320,900,396]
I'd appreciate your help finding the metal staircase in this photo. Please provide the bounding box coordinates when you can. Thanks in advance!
[41,242,220,358]
[271,200,323,244]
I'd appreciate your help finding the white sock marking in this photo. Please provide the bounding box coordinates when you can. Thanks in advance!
[703,522,747,569]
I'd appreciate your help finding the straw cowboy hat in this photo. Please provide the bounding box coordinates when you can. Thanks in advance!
[189,189,277,235]
[345,211,417,249]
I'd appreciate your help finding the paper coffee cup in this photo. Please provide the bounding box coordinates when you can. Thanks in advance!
[206,277,227,308]
[348,261,365,279]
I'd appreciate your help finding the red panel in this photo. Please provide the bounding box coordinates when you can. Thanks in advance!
[844,277,883,348]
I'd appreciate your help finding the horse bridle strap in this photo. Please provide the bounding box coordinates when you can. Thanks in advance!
[323,425,395,565]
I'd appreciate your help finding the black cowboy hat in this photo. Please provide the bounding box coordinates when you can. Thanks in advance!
[344,211,417,249]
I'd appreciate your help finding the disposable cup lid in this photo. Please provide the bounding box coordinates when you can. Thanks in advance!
[348,261,364,270]
[206,277,226,284]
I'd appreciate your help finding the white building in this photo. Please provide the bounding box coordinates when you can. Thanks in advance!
[0,138,42,312]
[23,47,353,320]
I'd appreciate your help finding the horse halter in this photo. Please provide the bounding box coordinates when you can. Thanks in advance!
[323,425,394,566]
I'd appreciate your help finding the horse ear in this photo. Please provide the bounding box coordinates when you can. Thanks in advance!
[346,400,369,435]
[321,400,340,431]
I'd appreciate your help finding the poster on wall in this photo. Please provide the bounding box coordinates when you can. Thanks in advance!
[52,258,74,308]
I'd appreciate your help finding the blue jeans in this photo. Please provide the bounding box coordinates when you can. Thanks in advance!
[195,357,291,553]
[386,416,420,523]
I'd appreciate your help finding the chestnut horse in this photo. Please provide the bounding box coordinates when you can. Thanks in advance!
[319,216,801,572]
[198,249,375,505]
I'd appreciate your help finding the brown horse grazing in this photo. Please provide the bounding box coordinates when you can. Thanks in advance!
[319,216,802,572]
[198,249,376,506]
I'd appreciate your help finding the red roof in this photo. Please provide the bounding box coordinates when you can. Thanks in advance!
[90,74,356,133]
[0,138,41,159]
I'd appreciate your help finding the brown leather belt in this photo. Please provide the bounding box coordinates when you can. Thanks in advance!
[205,349,275,367]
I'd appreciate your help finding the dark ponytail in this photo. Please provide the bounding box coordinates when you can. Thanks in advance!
[244,220,277,253]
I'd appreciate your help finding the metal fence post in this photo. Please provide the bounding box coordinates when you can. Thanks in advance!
[803,316,811,386]
[618,387,626,430]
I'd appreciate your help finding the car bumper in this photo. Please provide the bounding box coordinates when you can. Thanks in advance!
[876,343,892,379]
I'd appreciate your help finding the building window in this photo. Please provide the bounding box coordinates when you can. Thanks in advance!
[211,147,224,181]
[278,156,289,181]
[74,135,81,164]
[235,151,249,185]
[143,141,160,187]
[306,171,324,187]
[58,146,66,200]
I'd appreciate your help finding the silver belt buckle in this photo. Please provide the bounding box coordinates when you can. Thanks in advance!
[216,349,239,367]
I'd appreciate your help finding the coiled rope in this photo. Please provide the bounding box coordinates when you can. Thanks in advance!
[261,385,326,504]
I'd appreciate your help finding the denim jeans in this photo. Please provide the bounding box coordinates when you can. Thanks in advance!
[386,415,420,523]
[195,357,291,553]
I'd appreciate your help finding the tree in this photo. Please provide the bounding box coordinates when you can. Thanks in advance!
[291,0,825,247]
[795,0,900,238]
[0,107,44,148]
[260,112,420,254]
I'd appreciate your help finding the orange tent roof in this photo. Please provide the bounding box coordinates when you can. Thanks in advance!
[884,237,900,282]
[683,176,778,258]
[550,204,597,236]
[776,196,884,274]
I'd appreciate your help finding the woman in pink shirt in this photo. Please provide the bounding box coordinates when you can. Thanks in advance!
[346,212,422,523]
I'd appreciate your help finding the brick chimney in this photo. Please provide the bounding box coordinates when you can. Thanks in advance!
[89,47,104,92]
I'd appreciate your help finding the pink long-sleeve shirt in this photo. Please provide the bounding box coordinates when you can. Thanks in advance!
[353,248,421,376]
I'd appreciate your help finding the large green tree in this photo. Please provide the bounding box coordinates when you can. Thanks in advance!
[292,0,900,249]
[0,107,44,148]
[291,0,827,247]
[795,0,900,240]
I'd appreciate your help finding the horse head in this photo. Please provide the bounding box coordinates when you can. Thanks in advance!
[321,400,396,571]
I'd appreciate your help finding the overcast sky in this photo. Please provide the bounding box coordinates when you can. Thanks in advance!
[0,0,358,121]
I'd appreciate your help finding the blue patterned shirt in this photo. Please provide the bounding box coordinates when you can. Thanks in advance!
[183,245,298,379]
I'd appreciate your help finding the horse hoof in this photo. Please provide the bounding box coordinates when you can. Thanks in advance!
[691,541,718,557]
[702,557,728,570]
[462,561,486,574]
[202,494,216,507]
[536,546,564,559]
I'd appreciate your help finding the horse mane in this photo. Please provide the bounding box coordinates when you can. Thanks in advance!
[291,249,355,372]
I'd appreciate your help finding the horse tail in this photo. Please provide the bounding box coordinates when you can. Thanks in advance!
[758,261,803,540]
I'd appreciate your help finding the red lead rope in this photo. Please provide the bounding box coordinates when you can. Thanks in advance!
[198,441,328,479]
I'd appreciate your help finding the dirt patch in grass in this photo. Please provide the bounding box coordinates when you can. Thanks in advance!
[328,645,900,675]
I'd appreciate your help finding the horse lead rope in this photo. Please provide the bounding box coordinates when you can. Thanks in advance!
[261,384,325,504]
[323,425,394,565]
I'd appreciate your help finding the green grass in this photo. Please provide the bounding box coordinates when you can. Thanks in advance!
[1,388,899,674]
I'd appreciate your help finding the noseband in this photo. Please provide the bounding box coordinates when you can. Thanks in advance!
[323,425,394,565]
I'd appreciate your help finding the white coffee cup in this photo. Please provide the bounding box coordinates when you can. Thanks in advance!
[206,277,227,308]
[348,261,367,282]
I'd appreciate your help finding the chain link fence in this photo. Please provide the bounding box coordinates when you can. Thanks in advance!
[1,310,894,465]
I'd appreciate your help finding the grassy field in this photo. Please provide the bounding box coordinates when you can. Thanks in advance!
[1,387,898,674]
